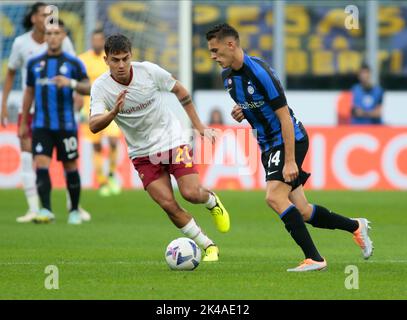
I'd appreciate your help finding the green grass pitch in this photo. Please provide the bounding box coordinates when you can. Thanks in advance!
[0,189,406,299]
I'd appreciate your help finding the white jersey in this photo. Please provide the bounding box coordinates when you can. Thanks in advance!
[8,30,75,111]
[90,61,187,158]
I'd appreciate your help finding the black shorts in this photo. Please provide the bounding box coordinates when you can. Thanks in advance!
[261,137,311,190]
[32,128,79,162]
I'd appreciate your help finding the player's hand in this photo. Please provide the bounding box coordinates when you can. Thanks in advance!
[198,126,219,144]
[354,108,365,117]
[0,106,8,127]
[18,121,28,139]
[231,105,245,123]
[282,160,299,183]
[112,90,128,116]
[52,75,71,88]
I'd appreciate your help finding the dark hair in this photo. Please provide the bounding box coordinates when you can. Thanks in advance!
[45,19,65,31]
[206,23,240,43]
[104,34,132,56]
[23,2,46,31]
[360,63,371,71]
[92,28,105,37]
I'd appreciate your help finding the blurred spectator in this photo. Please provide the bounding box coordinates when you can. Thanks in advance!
[351,64,384,125]
[209,108,224,125]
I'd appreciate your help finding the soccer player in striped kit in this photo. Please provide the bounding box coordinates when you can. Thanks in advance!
[206,23,373,272]
[19,20,90,224]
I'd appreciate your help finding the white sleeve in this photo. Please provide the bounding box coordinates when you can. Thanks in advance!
[62,36,76,56]
[90,82,106,116]
[144,61,176,92]
[8,38,23,70]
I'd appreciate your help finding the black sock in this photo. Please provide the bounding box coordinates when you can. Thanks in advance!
[281,206,324,262]
[65,170,81,212]
[36,168,51,211]
[306,205,359,233]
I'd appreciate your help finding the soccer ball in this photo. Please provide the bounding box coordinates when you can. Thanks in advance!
[165,237,201,271]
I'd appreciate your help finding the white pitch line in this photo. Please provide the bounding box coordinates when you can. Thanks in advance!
[0,260,406,266]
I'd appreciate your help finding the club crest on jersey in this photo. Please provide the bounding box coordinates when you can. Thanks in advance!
[59,63,68,75]
[247,85,255,95]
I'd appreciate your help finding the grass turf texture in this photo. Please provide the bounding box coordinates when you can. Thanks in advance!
[0,189,406,300]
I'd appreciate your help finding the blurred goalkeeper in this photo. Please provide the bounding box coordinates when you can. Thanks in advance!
[89,34,230,262]
[206,23,373,272]
[79,29,122,197]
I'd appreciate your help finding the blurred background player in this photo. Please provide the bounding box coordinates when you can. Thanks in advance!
[19,20,91,225]
[78,29,122,197]
[351,63,384,125]
[0,2,76,222]
[89,34,230,261]
[208,108,224,125]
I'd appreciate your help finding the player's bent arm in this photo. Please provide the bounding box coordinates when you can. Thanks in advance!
[1,68,17,126]
[275,105,298,182]
[89,112,116,134]
[90,88,127,133]
[171,80,205,133]
[74,79,91,95]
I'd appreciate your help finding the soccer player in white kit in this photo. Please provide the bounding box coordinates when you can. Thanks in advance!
[89,34,230,262]
[0,2,90,222]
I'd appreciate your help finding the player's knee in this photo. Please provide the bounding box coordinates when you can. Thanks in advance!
[180,188,202,204]
[265,194,286,213]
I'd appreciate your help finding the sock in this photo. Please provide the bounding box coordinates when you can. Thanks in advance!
[94,151,107,186]
[21,151,40,212]
[307,205,359,233]
[36,168,51,211]
[180,218,214,249]
[108,146,118,177]
[205,192,217,209]
[281,205,324,262]
[65,170,81,212]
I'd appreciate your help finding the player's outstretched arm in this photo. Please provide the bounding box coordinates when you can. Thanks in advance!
[275,105,298,183]
[18,86,34,139]
[1,68,16,127]
[171,80,217,143]
[89,90,127,134]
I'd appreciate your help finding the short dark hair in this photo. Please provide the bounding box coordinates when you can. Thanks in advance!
[45,19,65,31]
[206,23,240,43]
[360,63,371,71]
[23,2,46,30]
[92,28,105,37]
[104,34,132,56]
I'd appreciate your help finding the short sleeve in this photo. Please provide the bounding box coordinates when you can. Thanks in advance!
[8,38,23,70]
[251,60,287,111]
[378,87,384,104]
[73,58,88,81]
[144,61,176,92]
[90,82,106,116]
[26,60,35,87]
[62,37,76,56]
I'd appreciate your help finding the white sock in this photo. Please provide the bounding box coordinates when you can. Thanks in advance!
[21,151,39,212]
[205,192,217,209]
[180,218,214,249]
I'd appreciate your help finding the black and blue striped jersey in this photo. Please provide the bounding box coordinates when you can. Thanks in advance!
[26,51,88,131]
[222,53,306,152]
